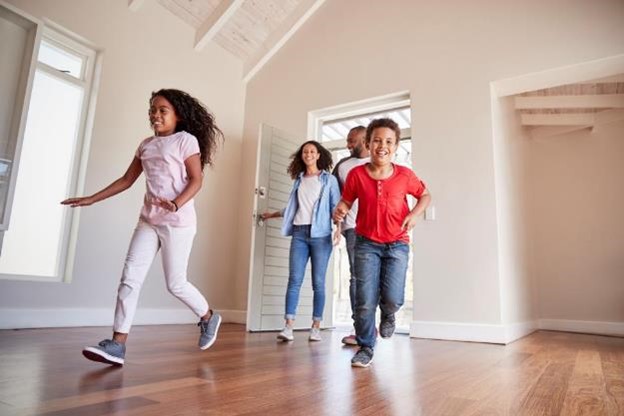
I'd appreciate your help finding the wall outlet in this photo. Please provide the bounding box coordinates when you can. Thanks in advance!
[424,206,435,221]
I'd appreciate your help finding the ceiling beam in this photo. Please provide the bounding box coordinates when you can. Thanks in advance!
[515,94,624,110]
[243,0,326,83]
[576,74,624,83]
[194,0,245,51]
[522,108,624,127]
[594,108,624,125]
[128,0,145,12]
[521,113,595,126]
[530,125,592,139]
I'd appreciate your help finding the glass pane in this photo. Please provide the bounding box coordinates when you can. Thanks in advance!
[37,40,83,79]
[321,107,411,142]
[0,70,83,277]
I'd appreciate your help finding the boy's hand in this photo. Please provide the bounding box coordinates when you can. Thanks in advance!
[402,213,419,231]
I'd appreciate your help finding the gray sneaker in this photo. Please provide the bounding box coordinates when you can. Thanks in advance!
[198,310,222,350]
[82,339,125,366]
[351,346,374,368]
[379,314,396,338]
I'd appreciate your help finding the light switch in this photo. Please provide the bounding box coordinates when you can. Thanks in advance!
[424,206,435,221]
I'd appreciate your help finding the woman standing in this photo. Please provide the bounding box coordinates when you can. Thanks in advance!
[263,140,340,342]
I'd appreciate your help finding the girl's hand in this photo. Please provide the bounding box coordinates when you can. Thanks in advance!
[154,197,178,212]
[401,213,418,231]
[60,196,94,207]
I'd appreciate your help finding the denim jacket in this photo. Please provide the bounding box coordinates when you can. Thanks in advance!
[281,171,340,238]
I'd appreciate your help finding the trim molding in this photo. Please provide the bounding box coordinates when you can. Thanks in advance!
[538,319,624,337]
[410,320,538,344]
[0,308,247,329]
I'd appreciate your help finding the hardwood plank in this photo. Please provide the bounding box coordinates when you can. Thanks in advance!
[559,350,616,415]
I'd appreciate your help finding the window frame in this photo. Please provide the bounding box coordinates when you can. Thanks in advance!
[0,23,101,283]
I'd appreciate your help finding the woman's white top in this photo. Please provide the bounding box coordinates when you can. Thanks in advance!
[293,174,322,225]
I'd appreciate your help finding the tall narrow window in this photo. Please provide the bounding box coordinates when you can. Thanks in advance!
[0,27,98,281]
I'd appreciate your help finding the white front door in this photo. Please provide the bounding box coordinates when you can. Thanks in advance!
[246,124,334,331]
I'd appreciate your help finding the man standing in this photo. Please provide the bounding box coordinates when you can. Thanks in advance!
[332,126,370,345]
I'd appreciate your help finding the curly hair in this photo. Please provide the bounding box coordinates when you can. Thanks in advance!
[365,117,401,144]
[287,140,333,179]
[150,89,224,169]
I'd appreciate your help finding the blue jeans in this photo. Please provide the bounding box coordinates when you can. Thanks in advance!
[354,235,409,349]
[285,225,332,321]
[342,228,357,321]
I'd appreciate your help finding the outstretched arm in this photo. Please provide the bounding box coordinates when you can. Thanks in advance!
[61,157,143,207]
[261,210,283,220]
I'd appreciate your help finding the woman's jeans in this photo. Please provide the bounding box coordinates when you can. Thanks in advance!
[354,235,409,349]
[285,225,332,321]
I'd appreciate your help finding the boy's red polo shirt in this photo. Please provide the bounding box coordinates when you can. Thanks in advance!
[342,164,426,244]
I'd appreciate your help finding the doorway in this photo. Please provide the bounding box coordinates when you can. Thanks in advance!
[310,93,415,332]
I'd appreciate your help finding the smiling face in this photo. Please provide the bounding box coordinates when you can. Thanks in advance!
[301,143,321,169]
[149,95,179,136]
[346,129,366,157]
[367,127,398,166]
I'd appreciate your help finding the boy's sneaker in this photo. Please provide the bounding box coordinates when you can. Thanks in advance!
[277,326,294,341]
[379,314,396,338]
[309,327,322,342]
[341,334,358,346]
[82,339,125,366]
[198,310,222,350]
[351,346,374,368]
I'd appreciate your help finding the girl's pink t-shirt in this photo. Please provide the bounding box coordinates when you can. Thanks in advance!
[135,131,200,227]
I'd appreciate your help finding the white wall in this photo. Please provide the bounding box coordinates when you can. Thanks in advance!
[491,95,538,341]
[531,120,624,327]
[235,0,624,342]
[0,0,246,328]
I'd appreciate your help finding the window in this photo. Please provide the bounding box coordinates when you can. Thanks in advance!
[0,26,99,282]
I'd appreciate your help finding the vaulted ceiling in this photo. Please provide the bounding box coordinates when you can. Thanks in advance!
[514,74,624,139]
[129,0,325,82]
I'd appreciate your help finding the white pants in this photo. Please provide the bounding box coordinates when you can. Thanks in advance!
[113,221,209,333]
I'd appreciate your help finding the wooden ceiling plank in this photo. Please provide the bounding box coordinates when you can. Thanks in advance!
[243,0,326,83]
[515,94,624,110]
[195,0,245,51]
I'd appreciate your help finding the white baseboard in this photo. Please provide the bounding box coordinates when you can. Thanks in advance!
[410,320,538,344]
[539,319,624,337]
[0,308,247,329]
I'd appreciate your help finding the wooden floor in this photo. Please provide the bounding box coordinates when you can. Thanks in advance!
[0,325,623,416]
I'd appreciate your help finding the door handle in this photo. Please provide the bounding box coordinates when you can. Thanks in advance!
[253,211,265,228]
